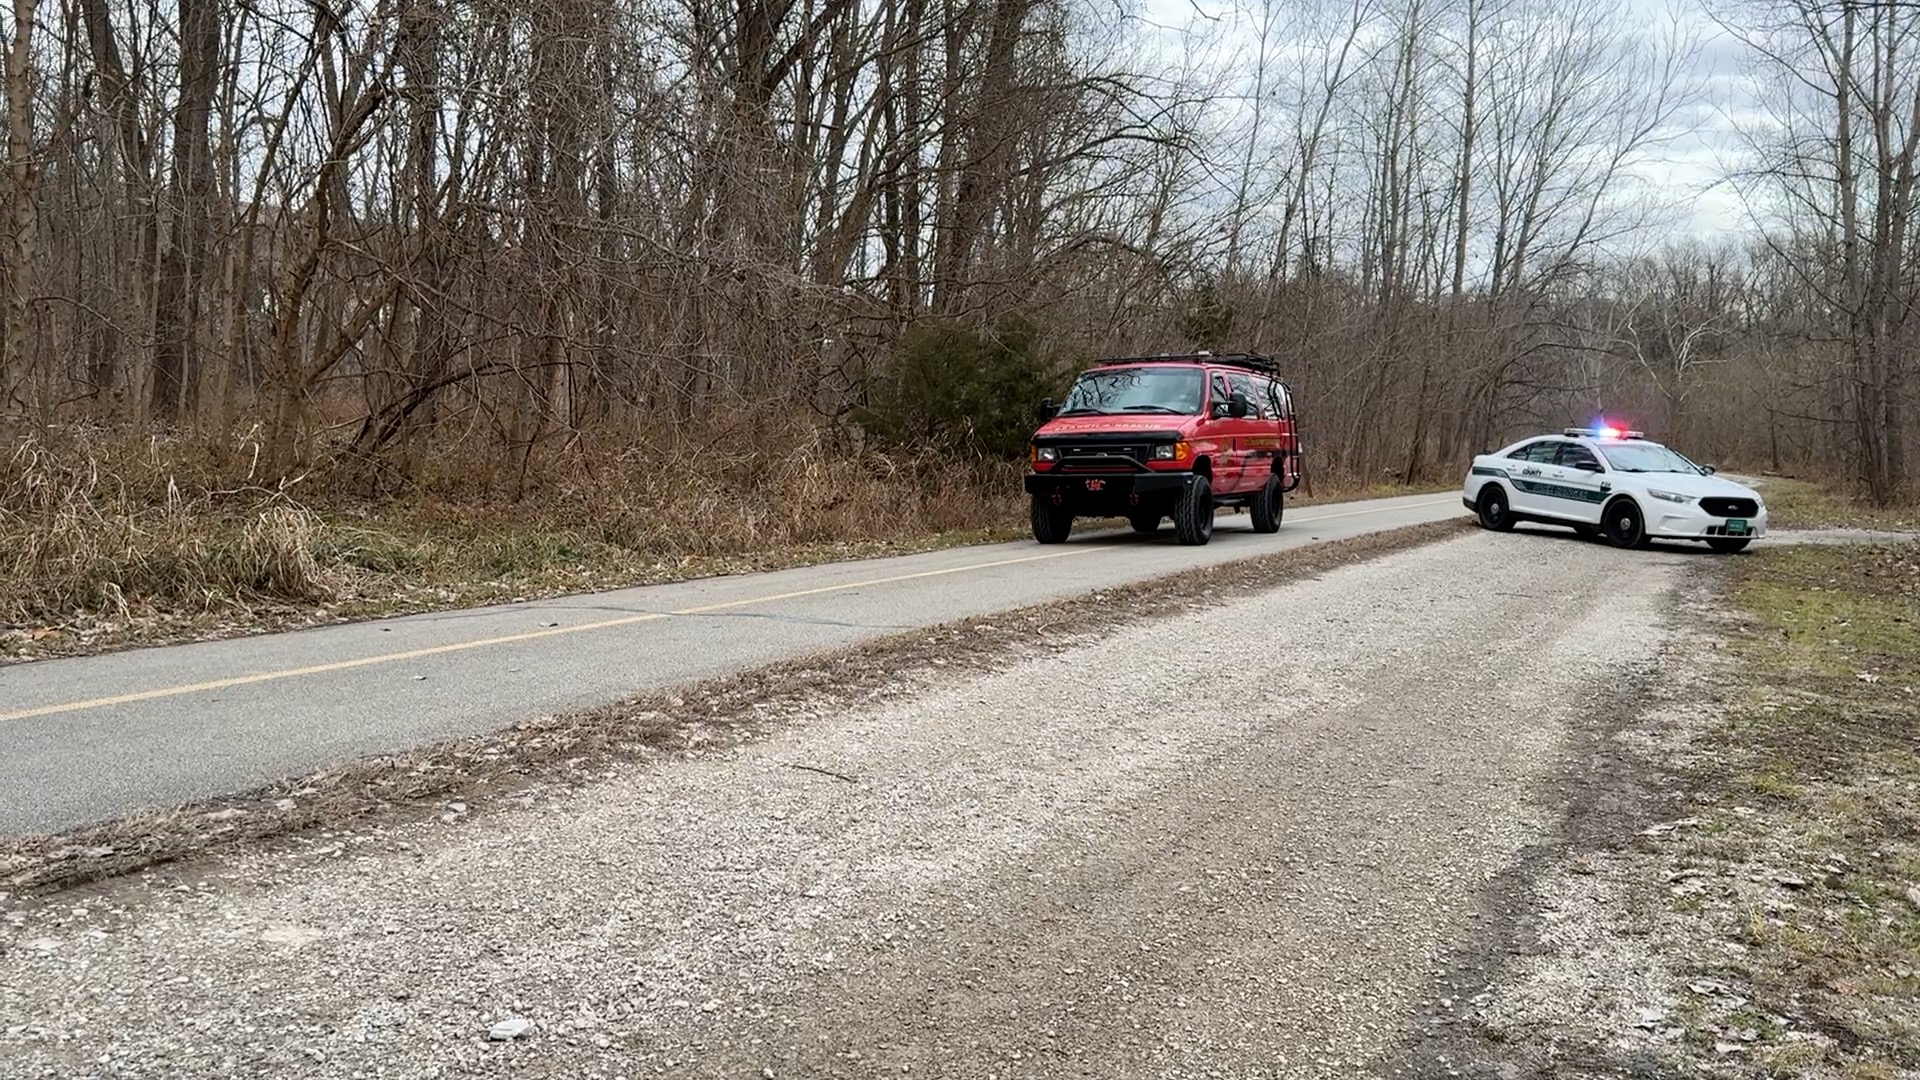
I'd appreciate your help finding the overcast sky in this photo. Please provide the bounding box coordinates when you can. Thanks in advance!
[1120,0,1768,244]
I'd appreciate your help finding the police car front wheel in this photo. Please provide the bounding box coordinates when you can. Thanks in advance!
[1603,498,1651,550]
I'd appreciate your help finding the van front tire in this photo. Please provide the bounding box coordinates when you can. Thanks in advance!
[1031,496,1073,544]
[1174,476,1215,546]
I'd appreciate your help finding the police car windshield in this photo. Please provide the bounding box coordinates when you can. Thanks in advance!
[1597,442,1703,474]
[1059,366,1204,416]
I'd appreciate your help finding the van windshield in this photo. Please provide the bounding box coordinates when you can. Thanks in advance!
[1059,366,1205,416]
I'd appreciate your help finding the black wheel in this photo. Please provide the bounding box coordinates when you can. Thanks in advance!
[1707,537,1751,554]
[1476,486,1515,532]
[1128,510,1162,535]
[1250,474,1283,533]
[1574,524,1602,542]
[1174,475,1215,546]
[1603,498,1650,549]
[1031,495,1073,544]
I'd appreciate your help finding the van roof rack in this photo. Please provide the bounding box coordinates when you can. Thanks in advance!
[1090,351,1279,374]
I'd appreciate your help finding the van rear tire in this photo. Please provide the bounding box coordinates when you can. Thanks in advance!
[1250,475,1283,533]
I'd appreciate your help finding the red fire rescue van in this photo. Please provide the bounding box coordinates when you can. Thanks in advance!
[1024,352,1303,545]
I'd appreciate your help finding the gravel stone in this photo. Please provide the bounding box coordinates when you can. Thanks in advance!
[0,532,1688,1078]
[488,1018,534,1041]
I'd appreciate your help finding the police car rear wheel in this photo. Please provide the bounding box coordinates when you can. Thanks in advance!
[1604,498,1650,549]
[1476,486,1515,532]
[1174,476,1215,546]
[1707,537,1751,554]
[1249,475,1283,533]
[1030,495,1073,544]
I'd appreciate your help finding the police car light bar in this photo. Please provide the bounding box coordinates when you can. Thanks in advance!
[1563,426,1645,440]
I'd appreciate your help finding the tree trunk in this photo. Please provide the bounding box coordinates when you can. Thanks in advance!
[148,0,221,423]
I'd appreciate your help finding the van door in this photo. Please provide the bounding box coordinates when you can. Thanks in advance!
[1247,375,1285,487]
[1225,373,1261,493]
[1200,370,1242,492]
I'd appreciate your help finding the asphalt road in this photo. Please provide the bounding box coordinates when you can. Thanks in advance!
[0,491,1464,834]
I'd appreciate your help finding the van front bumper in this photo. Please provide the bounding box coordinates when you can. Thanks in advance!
[1025,470,1194,513]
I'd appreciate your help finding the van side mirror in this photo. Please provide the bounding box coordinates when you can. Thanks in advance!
[1229,390,1250,419]
[1037,397,1056,423]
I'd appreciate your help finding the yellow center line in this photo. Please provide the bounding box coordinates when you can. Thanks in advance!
[0,547,1099,723]
[1,496,1464,723]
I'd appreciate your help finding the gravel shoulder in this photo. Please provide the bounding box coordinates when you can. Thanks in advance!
[1431,537,1920,1080]
[0,529,1696,1079]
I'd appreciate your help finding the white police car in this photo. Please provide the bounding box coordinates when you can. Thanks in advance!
[1462,427,1766,552]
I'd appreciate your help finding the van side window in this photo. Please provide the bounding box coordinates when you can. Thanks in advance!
[1229,374,1253,415]
[1253,376,1279,419]
[1210,373,1230,415]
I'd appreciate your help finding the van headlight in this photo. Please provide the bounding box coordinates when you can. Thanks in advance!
[1647,489,1692,504]
[1152,441,1191,461]
[1032,445,1058,462]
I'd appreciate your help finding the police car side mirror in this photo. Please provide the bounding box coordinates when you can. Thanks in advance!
[1701,464,1718,475]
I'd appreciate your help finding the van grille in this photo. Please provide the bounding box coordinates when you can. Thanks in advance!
[1059,444,1151,469]
[1700,497,1758,518]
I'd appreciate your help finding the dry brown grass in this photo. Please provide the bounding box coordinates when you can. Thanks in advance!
[0,417,1028,657]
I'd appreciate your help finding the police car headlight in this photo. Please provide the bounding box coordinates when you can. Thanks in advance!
[1647,489,1692,504]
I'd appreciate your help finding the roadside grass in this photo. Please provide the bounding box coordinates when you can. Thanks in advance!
[1754,477,1920,532]
[0,426,1028,661]
[1669,541,1920,1075]
[0,426,1448,662]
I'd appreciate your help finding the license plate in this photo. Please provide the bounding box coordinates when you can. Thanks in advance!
[1726,518,1749,535]
[1084,479,1105,491]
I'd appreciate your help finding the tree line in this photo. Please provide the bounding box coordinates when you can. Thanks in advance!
[0,0,1913,500]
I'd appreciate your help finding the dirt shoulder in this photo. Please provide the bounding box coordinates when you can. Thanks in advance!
[1422,537,1920,1079]
[0,526,1683,1080]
